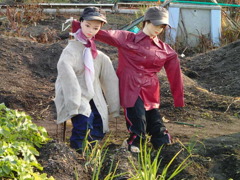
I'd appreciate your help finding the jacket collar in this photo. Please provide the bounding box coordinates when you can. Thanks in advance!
[134,31,164,50]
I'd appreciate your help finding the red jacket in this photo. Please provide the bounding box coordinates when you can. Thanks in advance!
[96,30,184,109]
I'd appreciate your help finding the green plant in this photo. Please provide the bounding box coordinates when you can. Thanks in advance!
[128,137,161,180]
[81,132,126,179]
[160,148,191,180]
[128,136,192,180]
[74,166,79,180]
[0,104,51,148]
[0,103,53,179]
[177,136,205,155]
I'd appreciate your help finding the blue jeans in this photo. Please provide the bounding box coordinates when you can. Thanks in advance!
[70,100,105,152]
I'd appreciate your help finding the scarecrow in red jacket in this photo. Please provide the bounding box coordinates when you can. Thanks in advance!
[72,6,185,153]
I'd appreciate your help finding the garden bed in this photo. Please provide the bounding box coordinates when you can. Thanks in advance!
[0,9,240,179]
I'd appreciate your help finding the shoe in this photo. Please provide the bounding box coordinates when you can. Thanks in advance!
[151,130,172,150]
[121,139,140,153]
[129,145,140,153]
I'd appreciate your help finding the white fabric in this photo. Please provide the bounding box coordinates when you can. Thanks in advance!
[83,47,95,97]
[73,29,95,97]
[54,40,120,133]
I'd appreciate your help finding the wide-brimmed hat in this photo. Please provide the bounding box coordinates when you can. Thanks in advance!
[143,6,170,27]
[81,7,107,23]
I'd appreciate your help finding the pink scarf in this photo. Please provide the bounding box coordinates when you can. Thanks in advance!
[72,28,98,97]
[74,28,98,59]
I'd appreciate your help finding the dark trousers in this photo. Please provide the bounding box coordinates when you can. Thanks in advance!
[70,100,105,152]
[125,97,169,149]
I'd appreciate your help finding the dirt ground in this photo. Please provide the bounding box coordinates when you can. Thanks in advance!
[0,11,240,180]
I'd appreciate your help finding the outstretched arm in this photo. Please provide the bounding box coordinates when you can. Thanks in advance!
[96,30,129,48]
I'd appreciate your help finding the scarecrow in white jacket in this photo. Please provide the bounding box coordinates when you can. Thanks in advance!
[54,7,120,153]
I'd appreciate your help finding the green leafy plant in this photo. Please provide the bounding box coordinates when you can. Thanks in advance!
[0,103,53,179]
[0,104,51,147]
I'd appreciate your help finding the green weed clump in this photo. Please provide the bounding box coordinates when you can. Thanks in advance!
[0,103,53,180]
[80,131,126,180]
[80,133,195,179]
[127,137,192,180]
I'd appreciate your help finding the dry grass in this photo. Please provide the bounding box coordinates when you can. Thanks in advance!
[221,7,240,45]
[0,2,45,34]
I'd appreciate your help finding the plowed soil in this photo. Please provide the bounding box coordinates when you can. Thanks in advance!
[0,12,240,180]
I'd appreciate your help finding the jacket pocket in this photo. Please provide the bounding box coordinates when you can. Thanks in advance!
[125,43,143,62]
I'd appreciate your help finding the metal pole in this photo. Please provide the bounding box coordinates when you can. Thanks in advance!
[63,121,66,142]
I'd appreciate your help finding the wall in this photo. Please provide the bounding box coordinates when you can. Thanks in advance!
[167,3,221,47]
